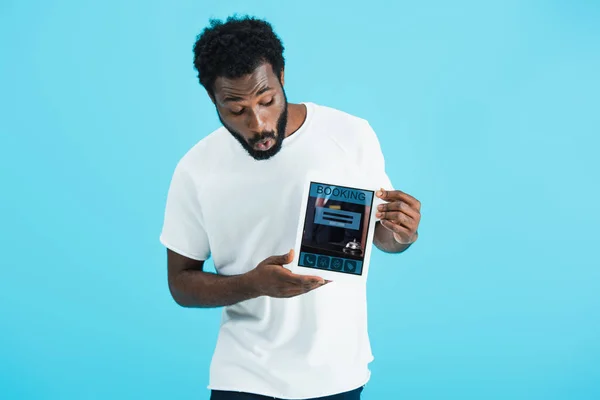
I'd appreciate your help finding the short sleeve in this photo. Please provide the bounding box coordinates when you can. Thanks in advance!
[159,162,211,261]
[362,120,394,191]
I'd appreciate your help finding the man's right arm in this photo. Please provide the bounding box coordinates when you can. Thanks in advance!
[160,164,323,307]
[167,249,259,308]
[166,248,327,308]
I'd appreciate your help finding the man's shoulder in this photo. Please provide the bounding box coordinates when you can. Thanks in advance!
[311,103,377,145]
[312,102,370,126]
[174,126,230,173]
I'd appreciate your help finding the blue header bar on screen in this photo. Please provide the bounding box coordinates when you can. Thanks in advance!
[309,183,373,206]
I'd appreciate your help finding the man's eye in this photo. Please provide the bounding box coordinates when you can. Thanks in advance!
[263,98,274,106]
[231,108,244,116]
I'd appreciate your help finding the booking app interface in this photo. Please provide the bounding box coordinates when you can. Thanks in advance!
[299,181,374,275]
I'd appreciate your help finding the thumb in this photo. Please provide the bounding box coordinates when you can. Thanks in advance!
[271,249,294,265]
[282,249,295,264]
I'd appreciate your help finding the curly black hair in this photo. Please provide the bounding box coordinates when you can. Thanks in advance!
[193,15,285,96]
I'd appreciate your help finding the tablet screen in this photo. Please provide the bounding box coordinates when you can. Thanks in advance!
[298,181,375,276]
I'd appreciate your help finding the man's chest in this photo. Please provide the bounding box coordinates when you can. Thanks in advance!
[194,142,363,271]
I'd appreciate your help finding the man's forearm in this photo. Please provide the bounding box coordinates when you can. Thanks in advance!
[169,270,258,308]
[373,222,415,253]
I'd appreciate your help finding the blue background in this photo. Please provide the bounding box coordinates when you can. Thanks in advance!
[1,1,599,399]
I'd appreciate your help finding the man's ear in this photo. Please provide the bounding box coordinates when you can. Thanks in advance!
[280,68,285,87]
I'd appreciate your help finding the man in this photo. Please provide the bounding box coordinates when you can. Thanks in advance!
[159,15,421,400]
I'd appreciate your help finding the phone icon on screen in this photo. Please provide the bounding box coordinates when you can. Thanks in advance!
[304,253,316,267]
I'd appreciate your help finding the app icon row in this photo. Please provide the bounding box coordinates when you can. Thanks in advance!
[300,252,363,275]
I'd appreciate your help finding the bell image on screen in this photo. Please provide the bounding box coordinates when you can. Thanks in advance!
[298,181,374,276]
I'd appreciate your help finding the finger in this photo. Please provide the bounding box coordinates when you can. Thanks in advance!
[380,219,413,236]
[297,274,326,287]
[377,201,420,220]
[265,249,295,266]
[277,285,316,298]
[281,270,324,286]
[377,201,403,212]
[376,211,417,229]
[283,281,329,297]
[301,277,327,289]
[377,189,421,210]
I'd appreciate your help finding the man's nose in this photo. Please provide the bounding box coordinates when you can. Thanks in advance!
[246,108,267,132]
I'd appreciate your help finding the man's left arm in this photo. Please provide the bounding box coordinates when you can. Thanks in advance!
[358,119,421,253]
[373,188,421,253]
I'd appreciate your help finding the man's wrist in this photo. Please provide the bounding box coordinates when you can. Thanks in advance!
[239,270,262,299]
[394,231,418,245]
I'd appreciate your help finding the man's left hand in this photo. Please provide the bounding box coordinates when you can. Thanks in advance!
[375,189,421,245]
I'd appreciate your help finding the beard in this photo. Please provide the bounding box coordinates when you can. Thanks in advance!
[218,95,289,161]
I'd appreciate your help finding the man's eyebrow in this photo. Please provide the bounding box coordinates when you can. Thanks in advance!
[256,86,272,96]
[223,85,273,103]
[223,95,244,103]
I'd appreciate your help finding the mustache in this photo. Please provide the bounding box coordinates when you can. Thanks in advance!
[248,131,277,146]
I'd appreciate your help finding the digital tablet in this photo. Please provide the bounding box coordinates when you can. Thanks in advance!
[291,170,384,284]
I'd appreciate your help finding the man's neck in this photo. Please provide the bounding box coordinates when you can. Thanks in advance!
[285,103,307,138]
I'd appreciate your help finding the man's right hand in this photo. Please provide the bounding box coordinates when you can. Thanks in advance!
[246,249,328,298]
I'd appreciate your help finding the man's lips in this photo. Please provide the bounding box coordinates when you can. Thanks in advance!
[254,138,274,150]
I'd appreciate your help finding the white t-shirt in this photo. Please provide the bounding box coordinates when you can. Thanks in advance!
[159,102,393,399]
